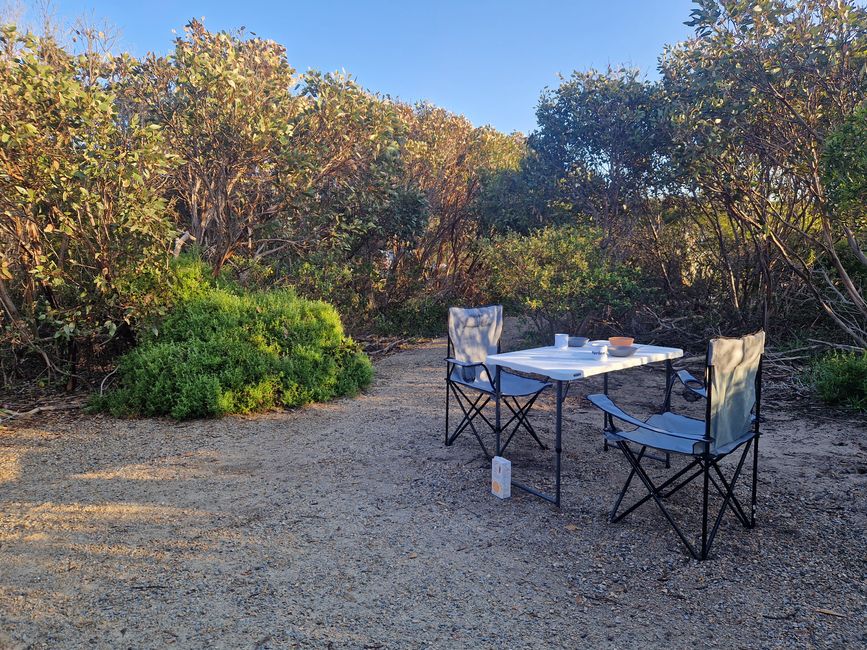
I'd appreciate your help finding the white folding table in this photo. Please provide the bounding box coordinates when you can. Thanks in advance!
[486,342,683,506]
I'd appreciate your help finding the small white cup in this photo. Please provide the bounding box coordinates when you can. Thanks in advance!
[555,333,569,349]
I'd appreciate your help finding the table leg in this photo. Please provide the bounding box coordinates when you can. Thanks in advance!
[555,380,563,507]
[494,365,501,457]
[508,377,565,507]
[663,360,673,467]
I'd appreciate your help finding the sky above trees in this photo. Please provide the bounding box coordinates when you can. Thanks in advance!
[12,0,696,133]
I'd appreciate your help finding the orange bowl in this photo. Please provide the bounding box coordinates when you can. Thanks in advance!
[608,336,634,347]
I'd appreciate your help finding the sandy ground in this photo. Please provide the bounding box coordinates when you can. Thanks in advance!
[0,331,865,648]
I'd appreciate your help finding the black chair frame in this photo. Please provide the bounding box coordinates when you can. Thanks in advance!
[445,336,548,459]
[597,354,763,561]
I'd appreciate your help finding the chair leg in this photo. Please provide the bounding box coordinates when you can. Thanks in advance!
[708,461,750,527]
[705,440,753,557]
[500,393,547,453]
[751,435,759,529]
[447,383,493,457]
[444,381,548,459]
[610,446,646,521]
[445,379,450,446]
[617,442,701,559]
[701,455,710,560]
[513,394,547,450]
[447,386,487,443]
[616,457,701,521]
[611,441,757,561]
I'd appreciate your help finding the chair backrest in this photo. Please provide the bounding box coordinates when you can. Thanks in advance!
[706,331,765,453]
[448,305,503,382]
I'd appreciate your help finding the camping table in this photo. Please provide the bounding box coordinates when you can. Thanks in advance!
[486,342,683,506]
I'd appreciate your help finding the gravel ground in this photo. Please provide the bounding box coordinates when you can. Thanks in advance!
[0,332,865,648]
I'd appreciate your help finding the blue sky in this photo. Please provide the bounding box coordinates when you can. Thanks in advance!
[18,1,697,134]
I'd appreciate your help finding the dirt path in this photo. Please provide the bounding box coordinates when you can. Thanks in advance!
[1,336,865,648]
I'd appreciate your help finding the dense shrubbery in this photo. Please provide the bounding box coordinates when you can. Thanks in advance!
[91,259,372,419]
[485,226,649,338]
[810,352,867,412]
[2,2,867,401]
[0,26,175,385]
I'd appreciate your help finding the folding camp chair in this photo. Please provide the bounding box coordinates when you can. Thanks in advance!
[588,332,765,560]
[445,306,550,458]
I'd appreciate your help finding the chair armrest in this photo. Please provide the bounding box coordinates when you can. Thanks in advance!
[445,357,482,368]
[676,369,707,398]
[587,394,706,441]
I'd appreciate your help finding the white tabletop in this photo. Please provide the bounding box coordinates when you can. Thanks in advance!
[486,342,683,381]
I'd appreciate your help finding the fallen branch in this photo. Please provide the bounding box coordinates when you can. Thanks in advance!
[100,367,119,395]
[0,402,82,422]
[814,607,845,618]
[806,339,865,353]
[368,338,408,357]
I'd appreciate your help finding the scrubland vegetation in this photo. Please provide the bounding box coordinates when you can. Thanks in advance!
[1,1,865,413]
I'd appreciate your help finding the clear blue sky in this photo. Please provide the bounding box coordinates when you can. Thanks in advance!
[19,0,697,134]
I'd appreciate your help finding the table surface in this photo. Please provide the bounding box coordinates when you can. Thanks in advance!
[487,342,684,381]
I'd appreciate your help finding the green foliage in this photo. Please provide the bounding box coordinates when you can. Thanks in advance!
[93,276,372,419]
[484,225,649,338]
[530,68,671,237]
[663,0,867,344]
[823,105,867,279]
[824,103,867,217]
[116,20,302,274]
[810,352,867,411]
[373,296,448,337]
[6,3,867,400]
[0,25,175,379]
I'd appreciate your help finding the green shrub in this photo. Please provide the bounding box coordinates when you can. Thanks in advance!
[483,225,650,338]
[810,351,867,412]
[92,280,372,419]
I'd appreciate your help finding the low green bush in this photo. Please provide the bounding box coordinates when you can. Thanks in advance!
[810,351,867,411]
[92,276,372,419]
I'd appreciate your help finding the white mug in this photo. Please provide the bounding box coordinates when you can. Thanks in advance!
[555,333,569,349]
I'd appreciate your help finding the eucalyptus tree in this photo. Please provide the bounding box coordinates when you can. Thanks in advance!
[530,69,673,244]
[398,102,524,301]
[663,0,867,344]
[117,20,304,274]
[0,26,175,381]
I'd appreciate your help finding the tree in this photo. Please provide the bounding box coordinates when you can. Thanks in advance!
[117,20,303,274]
[0,26,175,383]
[398,103,523,302]
[531,68,673,246]
[663,0,867,345]
[823,102,867,269]
[508,69,688,296]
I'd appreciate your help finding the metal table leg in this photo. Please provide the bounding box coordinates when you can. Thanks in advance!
[554,379,563,506]
[603,373,611,451]
[662,360,673,467]
[510,379,564,507]
[495,365,502,456]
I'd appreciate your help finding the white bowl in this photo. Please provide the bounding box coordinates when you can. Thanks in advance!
[608,345,638,357]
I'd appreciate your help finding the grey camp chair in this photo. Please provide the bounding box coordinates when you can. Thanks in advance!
[446,306,550,458]
[588,332,765,560]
